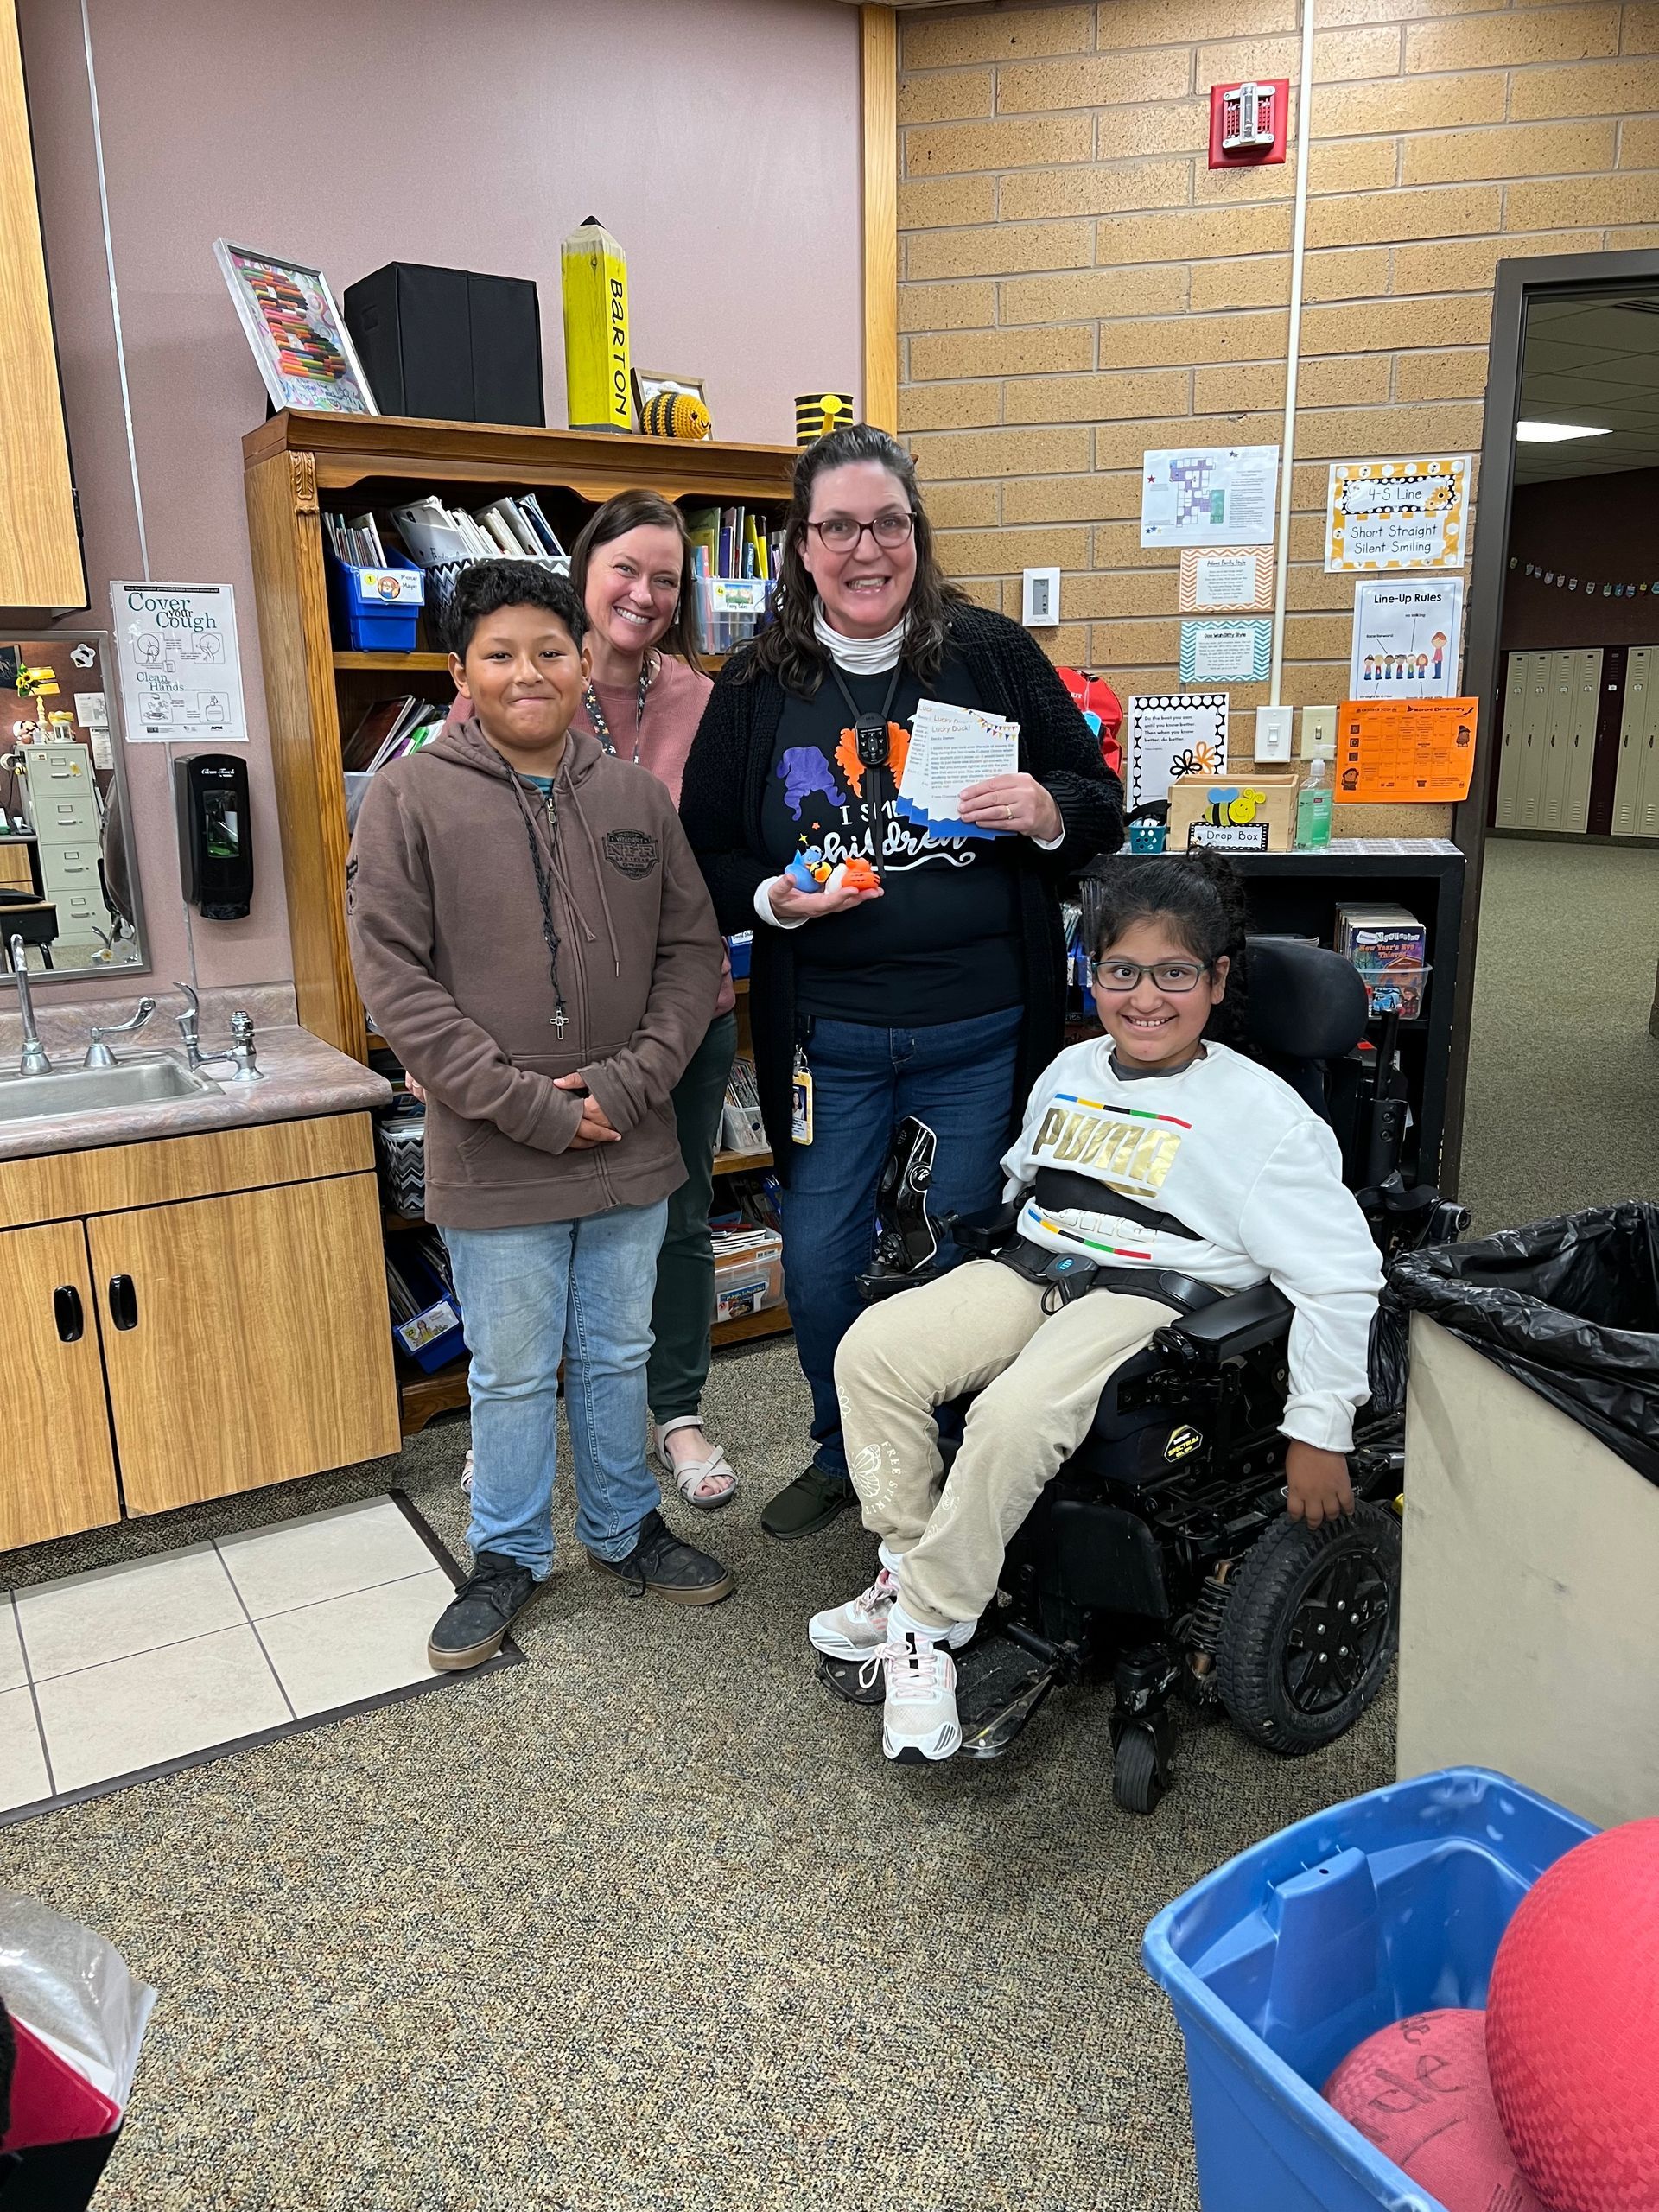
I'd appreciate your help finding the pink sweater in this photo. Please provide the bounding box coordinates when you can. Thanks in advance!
[574,656,735,1017]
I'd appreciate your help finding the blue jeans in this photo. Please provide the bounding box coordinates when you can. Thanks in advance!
[779,1006,1023,1480]
[443,1202,669,1577]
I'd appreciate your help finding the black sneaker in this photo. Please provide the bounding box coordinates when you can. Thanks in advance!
[760,1463,854,1541]
[586,1510,734,1605]
[428,1550,538,1671]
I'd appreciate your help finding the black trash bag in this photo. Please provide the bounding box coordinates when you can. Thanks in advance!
[1367,1299,1411,1420]
[1388,1201,1659,1488]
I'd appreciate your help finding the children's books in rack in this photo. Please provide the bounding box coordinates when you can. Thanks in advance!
[387,493,567,568]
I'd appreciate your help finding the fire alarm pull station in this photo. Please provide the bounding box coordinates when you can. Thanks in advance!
[1208,79,1289,167]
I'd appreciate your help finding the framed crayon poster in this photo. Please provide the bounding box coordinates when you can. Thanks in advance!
[213,240,378,416]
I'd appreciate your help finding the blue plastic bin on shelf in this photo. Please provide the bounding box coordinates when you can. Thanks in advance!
[329,550,424,652]
[1142,1767,1595,2212]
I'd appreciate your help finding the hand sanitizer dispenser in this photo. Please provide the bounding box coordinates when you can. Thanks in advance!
[175,754,252,919]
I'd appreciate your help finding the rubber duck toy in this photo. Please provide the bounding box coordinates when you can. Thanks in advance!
[785,846,833,893]
[838,854,880,891]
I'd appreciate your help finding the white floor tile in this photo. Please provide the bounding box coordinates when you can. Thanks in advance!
[217,1497,436,1620]
[255,1568,454,1719]
[16,1547,242,1684]
[0,1605,27,1695]
[35,1624,290,1793]
[0,1688,49,1812]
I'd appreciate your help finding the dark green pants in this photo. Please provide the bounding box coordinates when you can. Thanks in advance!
[647,1008,739,1426]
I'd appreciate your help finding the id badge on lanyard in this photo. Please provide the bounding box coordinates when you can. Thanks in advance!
[791,1043,814,1146]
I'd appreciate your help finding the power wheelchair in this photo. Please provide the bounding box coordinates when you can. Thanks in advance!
[817,937,1468,1814]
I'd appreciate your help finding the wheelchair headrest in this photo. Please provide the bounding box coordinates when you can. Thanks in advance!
[1243,936,1370,1064]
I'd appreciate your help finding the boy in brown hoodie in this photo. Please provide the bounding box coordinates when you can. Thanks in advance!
[348,562,731,1669]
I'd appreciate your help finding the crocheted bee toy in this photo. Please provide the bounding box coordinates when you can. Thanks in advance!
[640,389,711,441]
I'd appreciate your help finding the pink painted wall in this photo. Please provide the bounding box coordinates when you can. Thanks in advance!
[17,0,862,1003]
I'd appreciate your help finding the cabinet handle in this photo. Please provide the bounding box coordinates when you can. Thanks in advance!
[53,1285,83,1343]
[107,1274,138,1332]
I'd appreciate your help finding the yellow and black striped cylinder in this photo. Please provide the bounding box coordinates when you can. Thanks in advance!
[794,392,856,448]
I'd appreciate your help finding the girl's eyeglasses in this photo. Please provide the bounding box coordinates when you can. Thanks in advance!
[807,512,916,552]
[1090,958,1208,994]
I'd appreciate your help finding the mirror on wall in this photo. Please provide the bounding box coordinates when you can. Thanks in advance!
[0,632,149,979]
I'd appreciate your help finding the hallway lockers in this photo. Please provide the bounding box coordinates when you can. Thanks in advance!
[1495,649,1601,834]
[1614,647,1659,840]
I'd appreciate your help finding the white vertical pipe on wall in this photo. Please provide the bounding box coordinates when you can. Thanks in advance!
[1268,0,1317,709]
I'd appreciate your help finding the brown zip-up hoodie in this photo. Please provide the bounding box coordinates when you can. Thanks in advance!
[347,718,722,1230]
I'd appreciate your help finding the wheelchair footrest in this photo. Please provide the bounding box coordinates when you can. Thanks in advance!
[817,1626,1067,1758]
[957,1633,1065,1760]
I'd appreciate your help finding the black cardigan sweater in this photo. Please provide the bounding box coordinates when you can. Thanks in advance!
[678,601,1123,1182]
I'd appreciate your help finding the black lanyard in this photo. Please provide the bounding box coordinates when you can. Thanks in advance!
[584,658,653,764]
[505,770,569,1039]
[827,660,903,881]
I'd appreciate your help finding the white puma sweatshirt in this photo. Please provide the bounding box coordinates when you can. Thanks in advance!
[1001,1038,1384,1452]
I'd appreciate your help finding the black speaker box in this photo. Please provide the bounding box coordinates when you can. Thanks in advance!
[343,263,544,427]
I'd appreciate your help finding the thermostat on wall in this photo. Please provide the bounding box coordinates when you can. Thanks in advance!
[1022,567,1061,627]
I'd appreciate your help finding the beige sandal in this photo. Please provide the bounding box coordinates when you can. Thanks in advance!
[652,1418,739,1510]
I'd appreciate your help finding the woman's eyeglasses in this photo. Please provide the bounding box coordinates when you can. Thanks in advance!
[807,512,917,552]
[1090,958,1209,994]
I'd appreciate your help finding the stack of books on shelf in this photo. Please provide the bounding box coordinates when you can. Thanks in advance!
[342,696,450,824]
[389,493,567,568]
[324,511,393,569]
[719,1055,767,1157]
[684,505,779,656]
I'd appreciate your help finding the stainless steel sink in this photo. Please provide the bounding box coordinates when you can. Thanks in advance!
[0,1054,223,1125]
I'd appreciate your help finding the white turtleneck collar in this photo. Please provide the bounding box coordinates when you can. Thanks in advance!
[812,599,907,675]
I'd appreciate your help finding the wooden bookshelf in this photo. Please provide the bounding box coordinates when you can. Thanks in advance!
[242,410,798,1433]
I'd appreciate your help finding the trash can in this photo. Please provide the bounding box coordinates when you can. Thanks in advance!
[1141,1766,1595,2212]
[1387,1204,1659,1829]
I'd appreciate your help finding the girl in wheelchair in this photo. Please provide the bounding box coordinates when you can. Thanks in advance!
[810,851,1385,1764]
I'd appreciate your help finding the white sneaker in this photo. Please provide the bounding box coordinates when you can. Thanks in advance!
[809,1568,899,1659]
[460,1449,474,1493]
[876,1631,962,1764]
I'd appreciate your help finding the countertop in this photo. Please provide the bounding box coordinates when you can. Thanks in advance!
[0,1025,391,1162]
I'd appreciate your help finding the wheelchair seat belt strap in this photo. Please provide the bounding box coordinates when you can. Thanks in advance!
[1030,1166,1200,1242]
[991,1236,1224,1317]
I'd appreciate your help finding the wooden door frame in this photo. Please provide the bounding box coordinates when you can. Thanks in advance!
[861,3,898,432]
[1442,245,1659,1192]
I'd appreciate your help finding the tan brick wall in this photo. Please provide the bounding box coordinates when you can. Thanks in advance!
[898,0,1659,824]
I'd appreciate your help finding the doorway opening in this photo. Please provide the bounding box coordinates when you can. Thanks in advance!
[1451,252,1659,1230]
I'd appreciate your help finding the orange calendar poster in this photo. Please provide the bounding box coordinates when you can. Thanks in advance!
[1338,697,1478,803]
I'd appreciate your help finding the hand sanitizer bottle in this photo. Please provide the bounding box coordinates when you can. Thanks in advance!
[1296,757,1333,849]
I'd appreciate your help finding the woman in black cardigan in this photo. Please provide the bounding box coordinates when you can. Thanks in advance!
[679,424,1122,1538]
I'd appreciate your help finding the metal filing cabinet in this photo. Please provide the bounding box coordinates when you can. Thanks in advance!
[1613,646,1659,840]
[20,742,114,950]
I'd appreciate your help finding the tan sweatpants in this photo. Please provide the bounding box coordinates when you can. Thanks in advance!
[835,1259,1178,1631]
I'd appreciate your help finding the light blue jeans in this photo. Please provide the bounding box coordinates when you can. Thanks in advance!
[443,1202,669,1578]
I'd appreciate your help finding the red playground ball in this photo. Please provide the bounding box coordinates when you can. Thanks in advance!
[1325,2008,1544,2212]
[1486,1820,1659,2212]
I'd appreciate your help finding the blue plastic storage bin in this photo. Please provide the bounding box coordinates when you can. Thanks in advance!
[329,550,424,652]
[1142,1767,1596,2212]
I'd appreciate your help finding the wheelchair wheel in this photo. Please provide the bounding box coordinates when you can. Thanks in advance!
[1112,1725,1165,1815]
[1217,1503,1400,1755]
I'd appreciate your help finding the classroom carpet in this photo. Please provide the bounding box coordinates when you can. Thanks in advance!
[1458,835,1659,1230]
[0,1339,1396,2212]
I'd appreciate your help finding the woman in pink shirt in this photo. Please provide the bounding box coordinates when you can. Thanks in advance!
[567,493,739,1508]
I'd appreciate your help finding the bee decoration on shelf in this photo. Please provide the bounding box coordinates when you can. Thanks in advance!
[640,389,711,441]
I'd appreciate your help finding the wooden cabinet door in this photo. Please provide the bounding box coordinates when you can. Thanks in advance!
[0,1219,119,1547]
[88,1173,400,1515]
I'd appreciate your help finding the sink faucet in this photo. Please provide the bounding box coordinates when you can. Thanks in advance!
[9,935,49,1077]
[85,998,156,1068]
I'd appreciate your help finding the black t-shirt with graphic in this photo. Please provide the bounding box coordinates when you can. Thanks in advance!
[760,651,1024,1025]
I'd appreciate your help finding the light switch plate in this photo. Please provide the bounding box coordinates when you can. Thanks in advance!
[1255,704,1294,762]
[1300,704,1338,760]
[1022,566,1061,627]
